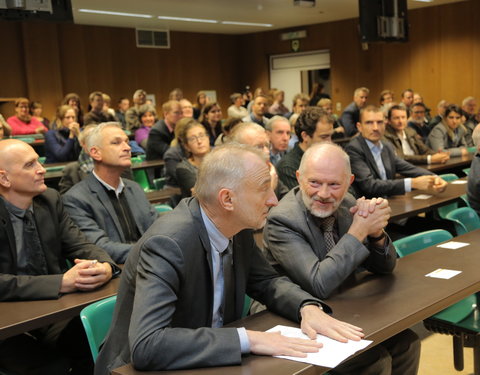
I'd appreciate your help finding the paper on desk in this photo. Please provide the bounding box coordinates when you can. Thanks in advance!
[266,325,372,368]
[437,241,469,249]
[425,269,462,279]
[413,194,433,200]
[451,180,468,184]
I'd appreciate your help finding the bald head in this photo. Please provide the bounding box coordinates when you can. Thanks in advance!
[299,142,351,178]
[229,123,270,157]
[0,139,34,170]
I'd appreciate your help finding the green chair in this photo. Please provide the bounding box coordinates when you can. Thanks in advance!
[242,295,252,318]
[437,174,460,219]
[132,169,151,191]
[152,177,166,190]
[445,207,480,236]
[460,194,470,208]
[80,296,117,362]
[463,168,470,176]
[394,230,480,374]
[154,204,173,213]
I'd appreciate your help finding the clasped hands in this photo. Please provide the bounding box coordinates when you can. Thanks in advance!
[60,258,112,293]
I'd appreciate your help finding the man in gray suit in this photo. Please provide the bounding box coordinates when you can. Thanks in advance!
[63,123,158,263]
[95,144,365,374]
[263,142,420,375]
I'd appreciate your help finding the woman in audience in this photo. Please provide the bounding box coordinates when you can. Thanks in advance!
[7,97,48,135]
[199,102,223,146]
[62,93,84,126]
[176,121,211,198]
[192,91,208,119]
[30,101,50,128]
[268,89,289,116]
[134,104,157,150]
[427,104,469,157]
[44,105,81,163]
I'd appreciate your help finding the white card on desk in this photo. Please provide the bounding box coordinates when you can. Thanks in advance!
[425,269,462,279]
[451,180,467,184]
[266,325,372,368]
[437,241,469,249]
[413,194,432,199]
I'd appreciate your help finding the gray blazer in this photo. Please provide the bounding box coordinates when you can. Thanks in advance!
[63,173,158,263]
[345,135,434,198]
[427,122,468,157]
[94,197,326,374]
[263,188,396,299]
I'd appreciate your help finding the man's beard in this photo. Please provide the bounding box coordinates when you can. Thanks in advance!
[302,193,344,218]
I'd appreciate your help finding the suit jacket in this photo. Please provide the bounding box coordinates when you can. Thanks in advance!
[146,119,174,160]
[263,188,396,299]
[467,153,480,216]
[63,173,158,263]
[95,197,326,374]
[383,125,435,165]
[0,188,114,301]
[339,102,360,137]
[345,135,434,198]
[427,122,468,157]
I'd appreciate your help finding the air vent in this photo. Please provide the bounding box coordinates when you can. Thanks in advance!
[136,29,170,49]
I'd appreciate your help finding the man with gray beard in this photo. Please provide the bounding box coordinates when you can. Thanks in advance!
[262,142,420,375]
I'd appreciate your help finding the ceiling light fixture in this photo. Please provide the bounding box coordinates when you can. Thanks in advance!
[221,20,273,27]
[158,16,217,23]
[78,9,153,18]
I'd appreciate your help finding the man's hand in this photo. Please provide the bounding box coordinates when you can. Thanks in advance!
[60,259,112,294]
[432,177,447,193]
[300,305,364,342]
[350,196,385,218]
[246,330,322,358]
[412,175,436,190]
[461,148,470,157]
[431,152,450,164]
[348,198,390,242]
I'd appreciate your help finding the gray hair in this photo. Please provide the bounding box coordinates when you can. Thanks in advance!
[85,122,123,149]
[194,143,267,205]
[229,122,265,143]
[265,115,290,132]
[298,142,351,178]
[462,96,476,107]
[472,124,480,147]
[354,87,369,97]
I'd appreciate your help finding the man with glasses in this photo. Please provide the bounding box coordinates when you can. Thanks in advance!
[408,102,431,143]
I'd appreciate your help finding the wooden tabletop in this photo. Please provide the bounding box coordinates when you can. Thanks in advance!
[389,179,467,220]
[112,229,480,375]
[0,277,120,341]
[418,154,473,174]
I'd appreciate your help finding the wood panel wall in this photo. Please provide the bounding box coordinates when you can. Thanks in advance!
[0,0,478,120]
[240,0,480,115]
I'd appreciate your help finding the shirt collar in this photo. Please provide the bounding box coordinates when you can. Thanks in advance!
[365,138,383,153]
[92,170,125,196]
[0,195,32,219]
[200,206,229,254]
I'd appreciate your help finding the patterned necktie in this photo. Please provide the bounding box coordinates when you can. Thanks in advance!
[22,210,48,275]
[221,241,235,325]
[320,216,336,253]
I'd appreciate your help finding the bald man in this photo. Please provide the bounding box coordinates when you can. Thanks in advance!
[0,140,119,374]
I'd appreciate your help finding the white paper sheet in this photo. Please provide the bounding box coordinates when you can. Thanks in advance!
[266,325,372,368]
[413,194,433,200]
[425,268,462,279]
[451,180,468,184]
[437,241,469,249]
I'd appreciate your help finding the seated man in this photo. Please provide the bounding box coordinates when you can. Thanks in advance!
[95,144,364,374]
[467,124,480,215]
[242,94,269,127]
[125,89,147,131]
[0,139,117,375]
[63,123,158,263]
[277,106,334,190]
[384,105,450,165]
[407,102,432,143]
[265,115,291,165]
[345,105,447,198]
[263,142,420,375]
[340,87,369,137]
[83,91,117,125]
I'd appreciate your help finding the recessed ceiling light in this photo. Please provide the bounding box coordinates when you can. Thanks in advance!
[158,16,218,24]
[78,9,153,18]
[221,20,273,27]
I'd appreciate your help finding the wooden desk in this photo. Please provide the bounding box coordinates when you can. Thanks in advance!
[145,187,180,204]
[112,229,480,375]
[418,154,473,175]
[0,278,120,341]
[389,180,467,220]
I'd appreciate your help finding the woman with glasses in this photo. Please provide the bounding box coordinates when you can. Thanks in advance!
[427,104,469,157]
[175,121,211,198]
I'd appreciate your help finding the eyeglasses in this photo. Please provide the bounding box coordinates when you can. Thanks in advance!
[187,133,208,143]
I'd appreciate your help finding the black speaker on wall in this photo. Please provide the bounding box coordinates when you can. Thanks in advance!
[358,0,409,43]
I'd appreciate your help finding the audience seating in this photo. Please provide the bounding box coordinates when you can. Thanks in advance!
[80,296,117,362]
[437,174,460,219]
[394,230,480,375]
[445,207,480,236]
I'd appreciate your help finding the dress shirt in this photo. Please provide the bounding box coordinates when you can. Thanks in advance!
[365,139,412,192]
[400,131,415,156]
[92,170,125,197]
[200,207,250,353]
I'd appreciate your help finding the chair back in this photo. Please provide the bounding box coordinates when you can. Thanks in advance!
[80,295,117,361]
[439,173,459,182]
[393,229,452,257]
[446,207,480,235]
[132,169,151,191]
[154,204,173,213]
